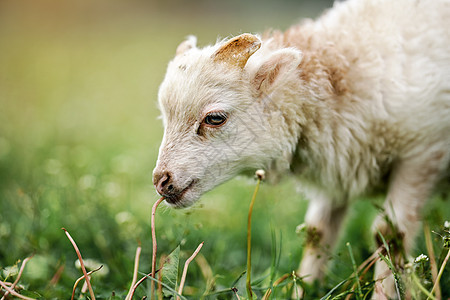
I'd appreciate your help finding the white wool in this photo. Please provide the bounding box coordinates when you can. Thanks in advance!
[154,0,450,297]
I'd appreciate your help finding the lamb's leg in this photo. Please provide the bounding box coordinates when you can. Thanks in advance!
[296,195,347,296]
[372,154,445,299]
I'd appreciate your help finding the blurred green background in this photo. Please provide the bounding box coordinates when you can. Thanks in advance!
[0,0,448,298]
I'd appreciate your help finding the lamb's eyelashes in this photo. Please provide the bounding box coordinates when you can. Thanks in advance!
[203,111,228,127]
[196,111,229,135]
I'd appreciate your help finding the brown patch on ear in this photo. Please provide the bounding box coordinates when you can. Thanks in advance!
[252,49,302,94]
[213,33,261,69]
[252,61,282,92]
[176,36,197,56]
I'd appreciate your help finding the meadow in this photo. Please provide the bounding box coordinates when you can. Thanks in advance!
[0,1,449,299]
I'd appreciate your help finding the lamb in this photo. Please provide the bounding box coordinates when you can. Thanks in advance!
[152,0,450,298]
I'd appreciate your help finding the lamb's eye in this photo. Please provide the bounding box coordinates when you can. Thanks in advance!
[203,112,228,127]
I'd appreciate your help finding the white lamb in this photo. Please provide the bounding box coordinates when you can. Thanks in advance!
[153,0,450,298]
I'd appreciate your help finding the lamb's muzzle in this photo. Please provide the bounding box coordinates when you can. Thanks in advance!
[153,171,173,196]
[153,169,197,206]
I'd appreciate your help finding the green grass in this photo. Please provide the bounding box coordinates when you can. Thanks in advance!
[0,1,449,299]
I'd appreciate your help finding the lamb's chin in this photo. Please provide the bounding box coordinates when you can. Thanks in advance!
[164,189,201,209]
[163,177,227,208]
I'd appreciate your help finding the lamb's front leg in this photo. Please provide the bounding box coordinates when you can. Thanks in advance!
[296,194,348,296]
[372,153,446,299]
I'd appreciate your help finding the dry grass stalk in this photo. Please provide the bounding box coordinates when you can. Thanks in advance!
[0,280,35,300]
[344,246,383,300]
[80,278,89,295]
[357,246,383,275]
[232,287,241,300]
[49,263,65,286]
[424,223,441,300]
[427,247,450,300]
[125,243,142,300]
[195,253,215,297]
[177,242,204,300]
[71,266,103,300]
[128,270,160,299]
[151,197,165,299]
[246,174,262,299]
[1,255,34,300]
[62,228,96,300]
[262,273,290,300]
[157,254,167,300]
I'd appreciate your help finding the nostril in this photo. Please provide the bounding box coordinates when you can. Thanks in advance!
[155,172,173,195]
[160,174,170,187]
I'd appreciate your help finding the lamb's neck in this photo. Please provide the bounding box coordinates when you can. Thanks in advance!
[296,44,351,144]
[266,38,353,184]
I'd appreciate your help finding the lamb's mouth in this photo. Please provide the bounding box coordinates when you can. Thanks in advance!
[164,180,197,206]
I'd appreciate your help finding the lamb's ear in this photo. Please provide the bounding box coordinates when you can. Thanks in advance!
[213,33,261,69]
[176,36,197,56]
[251,48,302,94]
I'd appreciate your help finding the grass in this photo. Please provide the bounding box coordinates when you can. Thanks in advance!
[0,1,449,299]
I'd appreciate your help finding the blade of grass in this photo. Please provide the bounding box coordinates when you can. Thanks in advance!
[246,171,263,299]
[377,231,402,299]
[344,246,383,300]
[151,197,165,299]
[177,242,204,300]
[197,253,215,300]
[269,228,282,288]
[411,272,437,300]
[204,288,238,297]
[291,271,301,300]
[251,273,270,287]
[62,228,96,300]
[346,242,363,299]
[377,252,403,299]
[269,228,277,289]
[319,279,349,300]
[232,270,247,288]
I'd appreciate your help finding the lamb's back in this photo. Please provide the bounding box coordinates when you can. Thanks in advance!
[319,0,450,145]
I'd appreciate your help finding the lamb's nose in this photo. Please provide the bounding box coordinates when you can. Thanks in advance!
[154,171,174,196]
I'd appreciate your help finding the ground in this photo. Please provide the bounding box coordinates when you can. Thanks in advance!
[0,1,448,299]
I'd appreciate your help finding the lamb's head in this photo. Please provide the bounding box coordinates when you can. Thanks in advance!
[153,34,302,208]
